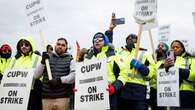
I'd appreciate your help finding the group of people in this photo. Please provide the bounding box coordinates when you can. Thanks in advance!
[0,18,195,110]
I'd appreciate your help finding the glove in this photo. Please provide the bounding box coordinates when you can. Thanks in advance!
[112,80,123,91]
[179,68,190,80]
[130,59,142,69]
[48,78,62,88]
[41,52,50,64]
[73,87,77,92]
[130,59,149,76]
[107,84,116,96]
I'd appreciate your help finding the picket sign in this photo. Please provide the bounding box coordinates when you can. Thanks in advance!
[148,30,157,62]
[25,0,52,80]
[158,25,171,45]
[157,67,180,107]
[132,0,157,76]
[74,58,109,110]
[134,0,157,24]
[0,69,34,110]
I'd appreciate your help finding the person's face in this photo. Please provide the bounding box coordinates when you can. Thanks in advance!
[93,37,104,50]
[158,43,166,52]
[171,42,183,56]
[55,40,67,55]
[1,48,11,55]
[19,41,31,55]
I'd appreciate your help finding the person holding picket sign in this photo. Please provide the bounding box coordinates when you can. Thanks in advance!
[85,32,127,110]
[148,42,169,110]
[115,34,156,110]
[164,40,195,109]
[34,37,75,110]
[8,37,42,110]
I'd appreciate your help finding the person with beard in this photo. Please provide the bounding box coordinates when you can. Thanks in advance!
[164,40,195,109]
[9,37,42,110]
[148,42,169,110]
[34,38,75,110]
[116,34,156,110]
[0,44,12,82]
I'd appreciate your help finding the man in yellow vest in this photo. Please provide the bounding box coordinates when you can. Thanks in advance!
[9,37,42,110]
[117,34,156,110]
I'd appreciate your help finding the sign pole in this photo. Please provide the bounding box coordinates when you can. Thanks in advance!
[133,24,143,77]
[39,30,53,80]
[148,29,157,62]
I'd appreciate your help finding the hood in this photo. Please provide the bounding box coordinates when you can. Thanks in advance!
[16,36,35,54]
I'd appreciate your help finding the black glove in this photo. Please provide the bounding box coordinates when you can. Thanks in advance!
[48,78,62,88]
[0,73,3,80]
[41,52,50,64]
[179,68,190,80]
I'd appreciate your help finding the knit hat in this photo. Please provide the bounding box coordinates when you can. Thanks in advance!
[158,42,169,52]
[92,32,110,45]
[0,44,12,52]
[126,34,137,43]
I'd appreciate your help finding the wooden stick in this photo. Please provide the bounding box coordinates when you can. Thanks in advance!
[39,30,53,80]
[132,24,143,77]
[148,29,157,62]
[167,107,170,110]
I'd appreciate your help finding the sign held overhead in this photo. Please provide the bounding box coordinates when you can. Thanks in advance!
[134,0,157,24]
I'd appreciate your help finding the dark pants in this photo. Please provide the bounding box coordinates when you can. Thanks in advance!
[27,79,42,110]
[109,93,118,110]
[148,88,165,110]
[118,97,146,110]
[178,91,195,109]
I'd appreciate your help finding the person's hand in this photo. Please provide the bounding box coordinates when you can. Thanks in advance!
[130,59,142,69]
[48,78,62,88]
[130,59,149,76]
[106,84,116,95]
[164,58,174,68]
[108,13,117,31]
[73,88,77,92]
[41,52,50,64]
[164,58,174,72]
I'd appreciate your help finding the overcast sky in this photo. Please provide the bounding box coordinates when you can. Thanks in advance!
[0,0,195,56]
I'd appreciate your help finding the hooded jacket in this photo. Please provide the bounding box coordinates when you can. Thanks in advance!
[9,37,41,69]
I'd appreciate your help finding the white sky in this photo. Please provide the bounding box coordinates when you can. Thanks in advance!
[0,0,195,56]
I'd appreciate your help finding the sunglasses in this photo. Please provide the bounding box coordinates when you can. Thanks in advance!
[93,38,104,42]
[19,42,30,47]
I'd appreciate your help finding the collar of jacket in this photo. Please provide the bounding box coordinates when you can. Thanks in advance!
[53,52,71,58]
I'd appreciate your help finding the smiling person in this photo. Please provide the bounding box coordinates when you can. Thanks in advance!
[9,37,42,110]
